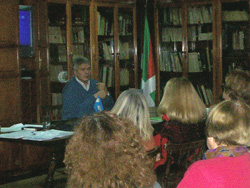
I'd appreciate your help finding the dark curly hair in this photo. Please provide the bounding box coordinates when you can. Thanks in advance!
[224,69,250,105]
[64,111,156,188]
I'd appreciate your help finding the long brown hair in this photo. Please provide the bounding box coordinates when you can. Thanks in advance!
[158,77,207,124]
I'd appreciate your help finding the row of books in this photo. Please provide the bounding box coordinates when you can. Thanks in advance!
[162,5,212,25]
[49,26,85,44]
[50,44,88,63]
[222,24,247,50]
[222,10,249,22]
[99,66,114,87]
[99,66,130,87]
[196,85,213,106]
[51,93,62,120]
[187,6,212,24]
[232,30,244,50]
[99,41,130,60]
[160,48,211,72]
[118,15,133,36]
[97,11,114,36]
[160,50,182,72]
[162,25,212,42]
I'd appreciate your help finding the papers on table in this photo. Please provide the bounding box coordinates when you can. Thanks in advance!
[0,129,74,141]
[1,123,43,133]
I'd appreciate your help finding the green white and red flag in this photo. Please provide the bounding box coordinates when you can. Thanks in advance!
[141,11,156,107]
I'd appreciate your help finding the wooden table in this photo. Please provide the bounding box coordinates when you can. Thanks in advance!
[0,133,71,188]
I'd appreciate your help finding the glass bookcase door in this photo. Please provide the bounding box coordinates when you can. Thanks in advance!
[71,5,90,61]
[158,4,183,96]
[48,2,67,119]
[48,2,90,120]
[97,6,115,97]
[221,1,250,79]
[118,7,135,94]
[187,4,213,106]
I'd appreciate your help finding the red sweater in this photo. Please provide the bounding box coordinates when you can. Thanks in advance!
[153,118,205,169]
[177,153,250,188]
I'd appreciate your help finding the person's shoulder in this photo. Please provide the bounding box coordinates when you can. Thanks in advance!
[63,77,77,91]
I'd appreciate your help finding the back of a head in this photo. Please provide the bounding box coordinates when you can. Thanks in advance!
[206,100,250,146]
[158,77,207,124]
[111,89,153,141]
[224,69,250,104]
[64,111,156,188]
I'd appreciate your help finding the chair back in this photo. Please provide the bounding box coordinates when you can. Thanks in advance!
[162,139,206,188]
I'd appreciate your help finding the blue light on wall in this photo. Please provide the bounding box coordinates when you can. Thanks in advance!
[19,10,32,47]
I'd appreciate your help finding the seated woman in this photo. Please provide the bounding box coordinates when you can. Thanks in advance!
[154,77,207,175]
[111,89,156,152]
[177,100,250,188]
[223,69,250,105]
[64,111,159,188]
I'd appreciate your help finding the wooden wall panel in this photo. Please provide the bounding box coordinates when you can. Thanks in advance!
[40,76,51,108]
[0,4,19,43]
[21,80,37,123]
[0,49,19,73]
[0,0,21,127]
[0,142,21,175]
[0,78,22,126]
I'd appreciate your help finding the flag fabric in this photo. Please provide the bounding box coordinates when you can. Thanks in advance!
[94,95,104,112]
[141,10,156,107]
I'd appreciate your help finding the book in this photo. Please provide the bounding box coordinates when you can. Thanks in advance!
[102,66,108,84]
[201,85,209,105]
[107,66,113,87]
[120,68,129,86]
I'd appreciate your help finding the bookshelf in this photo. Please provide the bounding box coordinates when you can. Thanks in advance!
[220,1,250,84]
[46,1,91,120]
[96,1,138,99]
[154,1,214,106]
[42,0,138,120]
[154,0,250,105]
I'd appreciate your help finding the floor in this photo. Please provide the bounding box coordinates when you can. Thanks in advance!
[0,168,67,188]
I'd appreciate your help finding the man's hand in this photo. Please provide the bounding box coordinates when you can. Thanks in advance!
[94,90,107,99]
[96,83,107,92]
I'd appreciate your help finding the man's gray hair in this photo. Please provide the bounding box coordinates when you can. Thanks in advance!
[73,57,91,71]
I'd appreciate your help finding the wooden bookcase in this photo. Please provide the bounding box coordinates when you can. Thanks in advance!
[0,0,138,179]
[154,0,250,105]
[41,0,138,120]
[154,0,216,105]
[219,0,250,88]
[94,1,138,99]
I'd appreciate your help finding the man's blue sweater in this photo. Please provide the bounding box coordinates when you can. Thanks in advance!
[62,77,114,120]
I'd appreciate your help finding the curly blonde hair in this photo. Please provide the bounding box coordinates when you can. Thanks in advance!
[64,111,156,188]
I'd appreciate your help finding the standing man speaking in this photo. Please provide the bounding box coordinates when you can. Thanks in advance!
[62,57,114,120]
